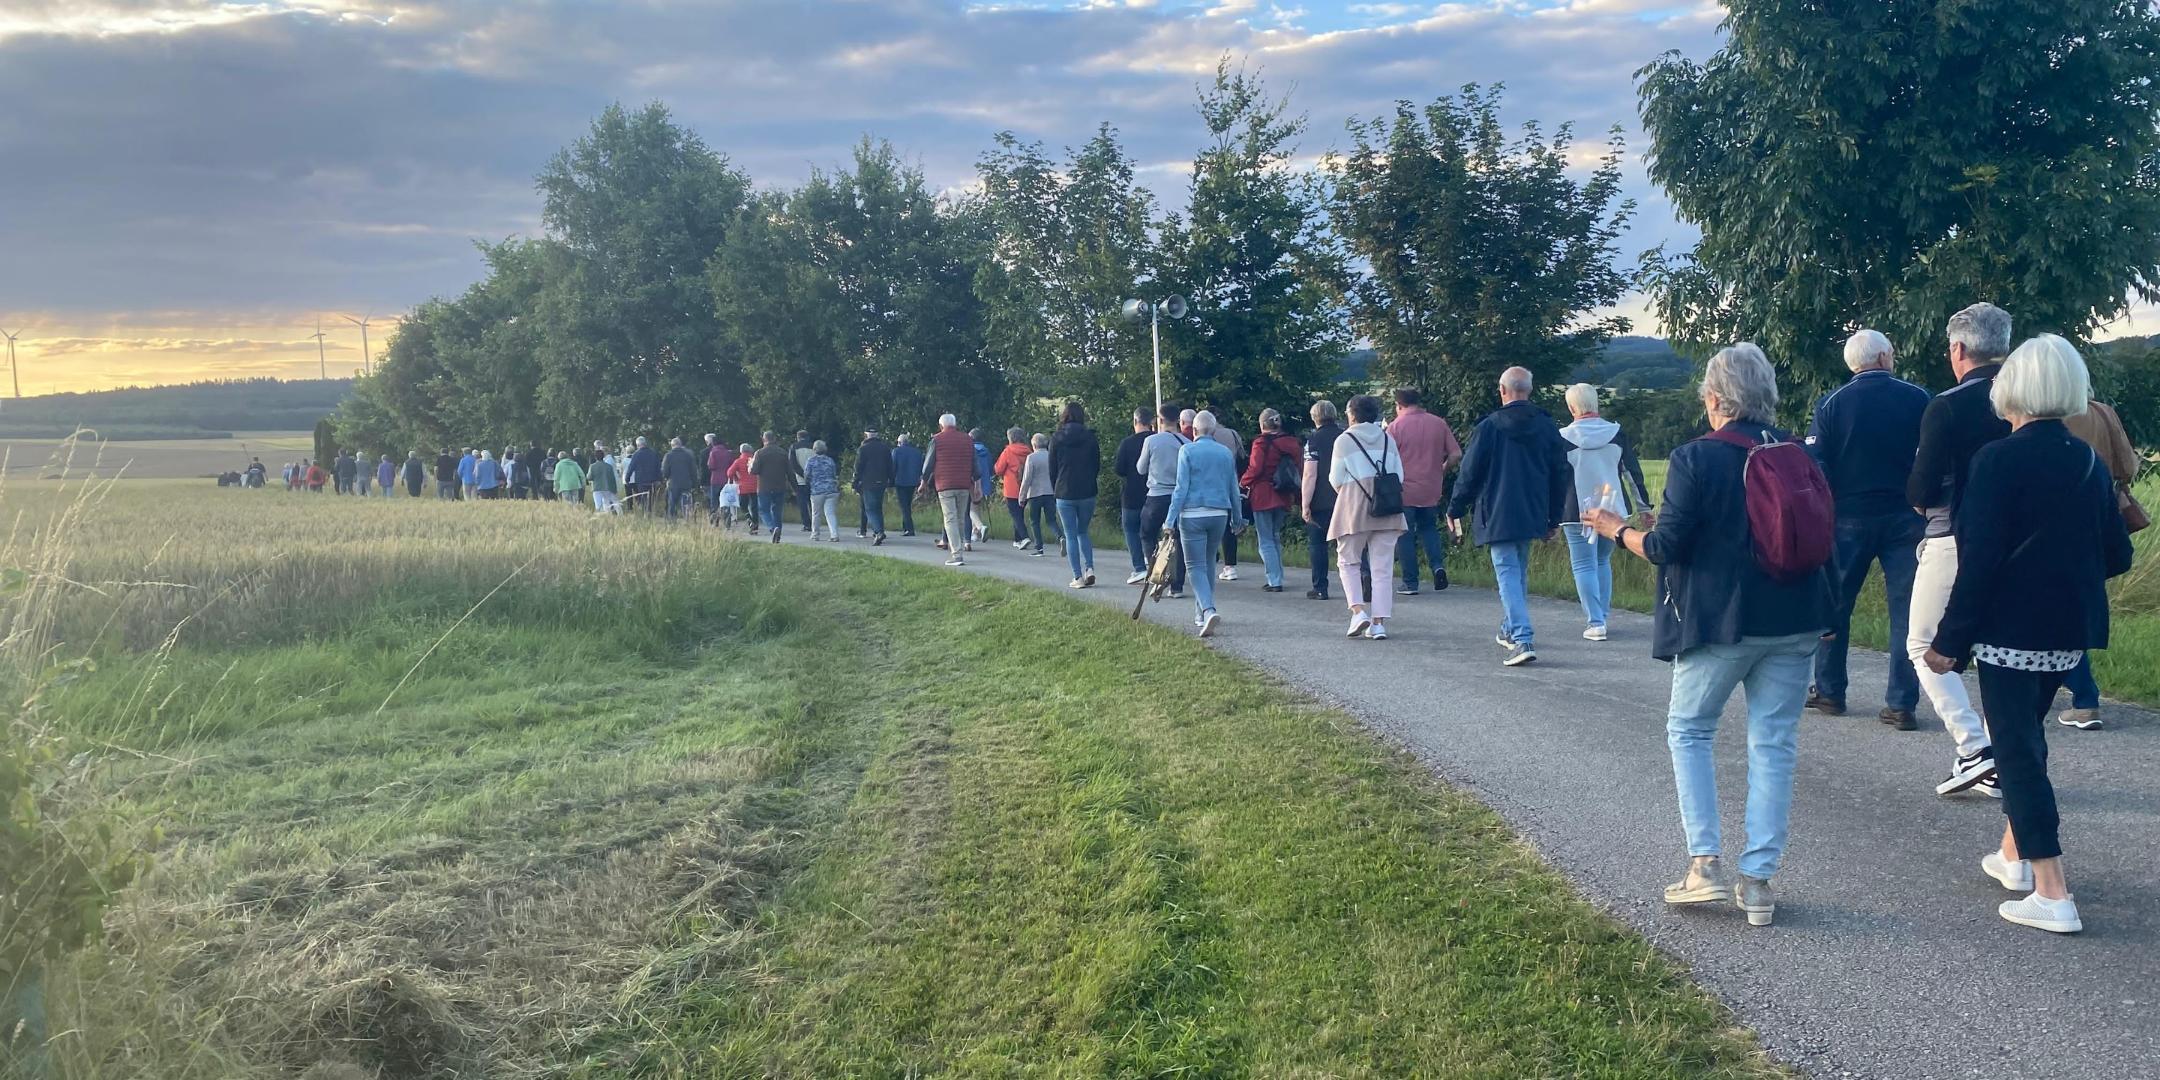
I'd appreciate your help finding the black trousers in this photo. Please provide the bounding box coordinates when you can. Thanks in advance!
[896,485,918,533]
[1140,494,1186,592]
[1006,496,1029,541]
[795,485,813,530]
[1977,661,2067,861]
[1306,515,1333,594]
[1026,494,1057,551]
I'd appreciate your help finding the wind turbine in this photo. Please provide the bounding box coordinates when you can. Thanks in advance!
[341,312,372,376]
[0,328,19,399]
[310,320,329,380]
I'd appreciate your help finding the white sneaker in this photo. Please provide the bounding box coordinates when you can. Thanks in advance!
[1999,892,2081,934]
[1583,625,1608,641]
[944,556,966,567]
[1367,621,1388,641]
[1013,539,1028,549]
[1125,571,1148,585]
[1218,566,1238,581]
[1982,851,2034,892]
[1199,610,1221,637]
[1347,612,1372,638]
[1068,578,1087,589]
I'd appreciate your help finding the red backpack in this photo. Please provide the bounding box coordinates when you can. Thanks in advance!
[1704,425,1834,583]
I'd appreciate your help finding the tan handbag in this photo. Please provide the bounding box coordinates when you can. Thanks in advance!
[2120,483,2151,533]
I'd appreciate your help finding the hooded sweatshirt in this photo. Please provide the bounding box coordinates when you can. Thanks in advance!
[1557,416,1652,522]
[1445,401,1573,546]
[994,441,1032,500]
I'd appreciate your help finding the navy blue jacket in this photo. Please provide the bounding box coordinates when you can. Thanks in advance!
[1933,420,2134,659]
[1805,369,1931,518]
[1445,401,1572,545]
[1640,422,1835,661]
[853,437,894,489]
[1908,364,2010,536]
[626,446,661,485]
[891,442,925,487]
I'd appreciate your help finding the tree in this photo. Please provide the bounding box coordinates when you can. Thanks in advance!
[1638,0,2160,404]
[1160,60,1352,428]
[1325,84,1634,426]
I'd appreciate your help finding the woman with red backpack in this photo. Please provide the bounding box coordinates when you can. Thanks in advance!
[1240,408,1305,593]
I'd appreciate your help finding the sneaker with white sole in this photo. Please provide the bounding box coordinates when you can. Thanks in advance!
[1013,540,1028,549]
[1199,610,1221,637]
[1347,612,1372,638]
[1068,579,1087,589]
[2056,708,2102,730]
[1125,571,1148,585]
[1368,622,1388,640]
[1583,625,1609,641]
[944,556,966,567]
[1999,892,2082,934]
[1975,773,2002,799]
[1982,850,2034,892]
[1663,856,1732,904]
[1935,750,1998,796]
[1735,875,1774,927]
[1503,643,1537,667]
[1218,566,1238,581]
[1495,633,1517,649]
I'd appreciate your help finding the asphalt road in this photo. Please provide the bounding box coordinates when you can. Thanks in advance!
[777,520,2160,1080]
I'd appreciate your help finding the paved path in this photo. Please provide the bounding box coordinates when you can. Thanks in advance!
[780,524,2159,1080]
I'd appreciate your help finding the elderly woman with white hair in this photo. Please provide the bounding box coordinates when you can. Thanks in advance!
[1558,382,1653,640]
[1920,334,2133,934]
[1585,343,1833,928]
[1164,410,1245,637]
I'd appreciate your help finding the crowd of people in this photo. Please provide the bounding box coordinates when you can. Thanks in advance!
[249,299,2141,937]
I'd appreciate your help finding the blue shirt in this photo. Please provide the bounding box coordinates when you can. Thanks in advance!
[476,458,502,489]
[1805,369,1931,518]
[1164,437,1245,527]
[892,443,924,487]
[457,454,477,484]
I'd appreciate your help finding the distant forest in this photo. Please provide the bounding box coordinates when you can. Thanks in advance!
[1343,337,1691,391]
[0,378,353,440]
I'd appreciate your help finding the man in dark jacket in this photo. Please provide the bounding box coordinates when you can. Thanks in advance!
[663,436,699,519]
[1302,400,1345,600]
[1114,408,1154,583]
[750,432,796,542]
[625,437,662,514]
[333,450,357,495]
[433,449,457,499]
[853,429,895,543]
[791,431,816,534]
[1804,329,1932,729]
[1447,366,1573,666]
[891,434,924,536]
[1906,302,2015,798]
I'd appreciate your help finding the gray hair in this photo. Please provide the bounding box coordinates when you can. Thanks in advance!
[1947,302,2013,362]
[812,439,829,454]
[738,443,752,454]
[1499,366,1534,396]
[1133,407,1153,426]
[1007,426,1025,443]
[1310,400,1340,424]
[1180,408,1197,426]
[1563,383,1599,415]
[1701,343,1779,422]
[1031,432,1049,448]
[1992,334,2091,421]
[1259,407,1283,431]
[896,433,911,445]
[1192,409,1219,435]
[938,413,958,428]
[1844,329,1894,372]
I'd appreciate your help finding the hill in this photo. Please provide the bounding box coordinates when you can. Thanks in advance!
[1339,338,1691,389]
[0,377,350,440]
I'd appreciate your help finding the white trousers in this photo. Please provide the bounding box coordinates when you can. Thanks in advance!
[1905,536,1991,758]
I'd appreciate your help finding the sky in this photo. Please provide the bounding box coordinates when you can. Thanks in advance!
[1,0,1743,394]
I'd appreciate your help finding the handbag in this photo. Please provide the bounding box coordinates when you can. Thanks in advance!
[2120,484,2151,533]
[1350,431,1404,517]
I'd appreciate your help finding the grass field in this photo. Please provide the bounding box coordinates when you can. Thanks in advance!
[0,432,312,480]
[1,479,1789,1077]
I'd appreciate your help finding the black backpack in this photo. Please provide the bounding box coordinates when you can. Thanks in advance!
[1270,436,1301,496]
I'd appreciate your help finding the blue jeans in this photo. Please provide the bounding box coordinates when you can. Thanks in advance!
[1058,498,1097,579]
[1307,515,1333,594]
[757,491,785,532]
[1122,506,1147,574]
[669,488,693,518]
[2064,653,2100,710]
[1667,633,1818,880]
[1489,540,1534,647]
[1814,510,1923,711]
[1563,523,1614,629]
[1396,504,1446,589]
[1178,514,1229,619]
[860,485,888,536]
[1253,507,1288,587]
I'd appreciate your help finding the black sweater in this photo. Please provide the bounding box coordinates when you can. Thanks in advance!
[1907,364,2010,536]
[1933,420,2135,659]
[1047,423,1101,500]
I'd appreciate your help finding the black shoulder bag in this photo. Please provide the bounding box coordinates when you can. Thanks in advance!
[1352,432,1404,517]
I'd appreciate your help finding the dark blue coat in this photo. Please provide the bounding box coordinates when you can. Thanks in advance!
[1639,422,1835,661]
[891,443,925,487]
[1445,401,1573,545]
[626,446,662,485]
[1805,369,1932,519]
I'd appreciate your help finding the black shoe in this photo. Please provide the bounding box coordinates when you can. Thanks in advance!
[1432,569,1449,591]
[873,534,886,547]
[1306,589,1329,600]
[902,530,916,537]
[1396,585,1420,596]
[1263,584,1284,593]
[1805,691,1846,716]
[1936,750,1997,796]
[1879,707,1918,730]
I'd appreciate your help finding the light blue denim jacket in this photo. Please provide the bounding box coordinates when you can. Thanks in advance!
[1165,437,1245,528]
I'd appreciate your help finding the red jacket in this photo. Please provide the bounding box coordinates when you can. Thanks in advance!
[993,441,1031,500]
[1240,431,1305,513]
[930,428,977,492]
[726,454,757,495]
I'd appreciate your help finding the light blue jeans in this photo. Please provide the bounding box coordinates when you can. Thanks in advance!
[1057,498,1097,579]
[1489,539,1534,647]
[1253,507,1288,587]
[1563,523,1614,629]
[1666,632,1818,880]
[1178,513,1230,620]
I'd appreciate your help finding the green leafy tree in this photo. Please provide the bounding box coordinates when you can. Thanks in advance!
[1325,84,1634,426]
[1161,60,1352,428]
[1638,0,2160,403]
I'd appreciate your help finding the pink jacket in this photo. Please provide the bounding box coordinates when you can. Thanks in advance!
[1385,408,1462,508]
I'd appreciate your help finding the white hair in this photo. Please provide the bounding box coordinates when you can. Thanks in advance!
[1701,342,1779,422]
[1192,409,1219,435]
[1947,302,2013,362]
[938,413,958,428]
[1844,329,1894,373]
[1180,408,1197,425]
[1499,366,1534,396]
[1992,334,2091,421]
[1310,400,1340,424]
[1031,432,1049,448]
[1564,383,1600,415]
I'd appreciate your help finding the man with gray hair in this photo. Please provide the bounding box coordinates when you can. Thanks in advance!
[1906,302,2015,797]
[918,413,981,565]
[1803,328,1932,728]
[1447,366,1574,666]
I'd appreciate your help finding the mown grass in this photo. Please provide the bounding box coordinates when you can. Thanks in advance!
[5,479,1789,1077]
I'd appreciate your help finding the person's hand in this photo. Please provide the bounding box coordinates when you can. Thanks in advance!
[1581,508,1626,539]
[1923,648,1958,675]
[1303,510,1315,525]
[1637,511,1658,530]
[1448,518,1464,541]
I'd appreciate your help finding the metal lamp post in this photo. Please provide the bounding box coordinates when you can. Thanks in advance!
[1121,294,1187,419]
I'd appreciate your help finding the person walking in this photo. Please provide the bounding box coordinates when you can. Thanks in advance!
[1114,408,1154,584]
[625,437,661,514]
[919,414,981,566]
[552,448,586,504]
[663,436,699,520]
[304,458,327,493]
[1048,401,1101,589]
[789,431,816,534]
[1920,334,2134,934]
[751,432,796,543]
[725,443,757,531]
[704,435,735,525]
[457,448,478,500]
[1019,433,1058,557]
[1387,388,1463,596]
[892,433,924,537]
[969,428,995,544]
[1907,302,2015,798]
[2057,393,2147,730]
[1329,395,1409,640]
[1240,408,1304,593]
[334,450,357,495]
[355,451,373,496]
[475,449,503,499]
[1584,343,1833,929]
[994,428,1033,548]
[853,428,895,544]
[1302,401,1346,601]
[1801,330,1933,727]
[402,451,425,497]
[807,440,843,540]
[374,454,394,497]
[1167,411,1245,637]
[1137,403,1192,598]
[504,451,528,500]
[1205,412,1246,582]
[1558,383,1655,642]
[589,446,621,514]
[1447,366,1574,667]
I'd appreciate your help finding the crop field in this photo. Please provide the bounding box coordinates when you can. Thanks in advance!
[0,432,313,480]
